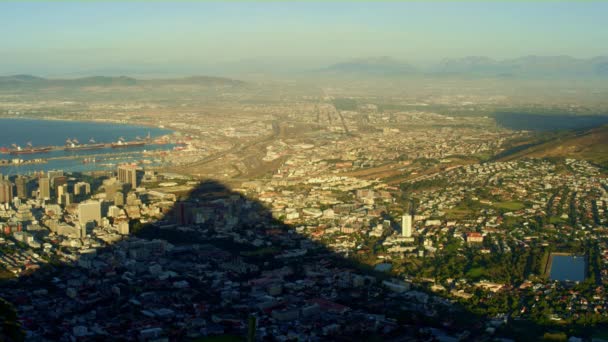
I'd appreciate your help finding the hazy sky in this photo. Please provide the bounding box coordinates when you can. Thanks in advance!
[1,1,607,76]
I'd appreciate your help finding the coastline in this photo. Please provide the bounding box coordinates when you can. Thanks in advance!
[0,115,170,132]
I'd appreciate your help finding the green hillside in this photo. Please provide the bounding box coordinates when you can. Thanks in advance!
[497,125,608,168]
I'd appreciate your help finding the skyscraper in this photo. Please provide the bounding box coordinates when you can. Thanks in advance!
[39,177,51,200]
[64,193,74,206]
[78,201,102,227]
[47,170,64,187]
[401,214,413,238]
[15,176,28,199]
[118,164,139,189]
[0,180,13,204]
[53,176,68,189]
[57,184,68,205]
[74,182,91,195]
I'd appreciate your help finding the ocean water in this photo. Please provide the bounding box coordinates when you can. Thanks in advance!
[0,118,174,175]
[0,118,170,147]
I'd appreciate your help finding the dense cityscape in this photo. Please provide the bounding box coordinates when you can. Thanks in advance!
[2,1,608,341]
[1,89,608,341]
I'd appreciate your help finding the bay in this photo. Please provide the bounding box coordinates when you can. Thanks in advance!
[0,118,175,175]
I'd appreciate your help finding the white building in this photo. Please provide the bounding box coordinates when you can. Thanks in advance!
[401,214,413,237]
[78,201,102,227]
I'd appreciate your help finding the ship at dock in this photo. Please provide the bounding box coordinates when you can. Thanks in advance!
[64,138,105,151]
[111,135,147,148]
[9,142,52,155]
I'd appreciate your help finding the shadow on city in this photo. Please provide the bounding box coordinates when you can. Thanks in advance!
[0,179,481,341]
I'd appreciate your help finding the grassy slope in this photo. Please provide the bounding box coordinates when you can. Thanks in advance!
[498,125,608,167]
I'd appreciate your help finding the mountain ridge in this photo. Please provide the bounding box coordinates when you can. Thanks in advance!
[0,74,245,89]
[318,55,608,78]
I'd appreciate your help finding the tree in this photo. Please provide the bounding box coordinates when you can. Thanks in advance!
[0,297,25,342]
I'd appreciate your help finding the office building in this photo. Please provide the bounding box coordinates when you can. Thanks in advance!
[63,193,74,206]
[56,184,68,205]
[117,220,129,235]
[401,214,413,238]
[0,180,13,204]
[78,201,102,227]
[47,170,64,187]
[126,192,139,206]
[107,205,122,218]
[114,192,125,206]
[53,176,67,189]
[118,164,139,188]
[39,177,51,200]
[15,176,28,199]
[74,182,91,196]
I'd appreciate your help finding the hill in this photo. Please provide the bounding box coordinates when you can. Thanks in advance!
[497,125,608,167]
[317,55,608,79]
[0,74,244,90]
[435,55,608,78]
[319,56,417,76]
[141,75,245,87]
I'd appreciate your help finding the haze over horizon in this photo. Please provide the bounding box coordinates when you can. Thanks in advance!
[2,2,607,77]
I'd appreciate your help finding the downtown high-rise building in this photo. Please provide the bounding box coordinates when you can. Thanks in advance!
[15,176,28,199]
[113,191,125,206]
[117,164,139,189]
[74,182,91,196]
[47,170,64,187]
[0,180,13,204]
[38,177,51,200]
[78,201,102,227]
[56,184,69,205]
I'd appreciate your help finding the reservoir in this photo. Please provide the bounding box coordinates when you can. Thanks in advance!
[549,255,586,282]
[0,118,174,175]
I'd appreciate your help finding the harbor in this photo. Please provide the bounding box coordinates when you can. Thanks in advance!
[2,135,163,155]
[0,118,179,175]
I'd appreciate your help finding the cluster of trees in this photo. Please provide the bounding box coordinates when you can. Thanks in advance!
[400,177,448,193]
[331,98,358,111]
[0,297,24,341]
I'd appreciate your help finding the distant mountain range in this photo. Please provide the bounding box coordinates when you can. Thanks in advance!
[319,56,416,76]
[4,55,608,81]
[0,74,245,89]
[320,55,608,78]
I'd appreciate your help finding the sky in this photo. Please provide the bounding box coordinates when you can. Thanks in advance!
[1,1,607,76]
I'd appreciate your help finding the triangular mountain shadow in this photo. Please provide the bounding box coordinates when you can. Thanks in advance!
[0,179,481,341]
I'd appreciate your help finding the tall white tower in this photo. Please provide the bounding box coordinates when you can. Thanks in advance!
[401,214,413,237]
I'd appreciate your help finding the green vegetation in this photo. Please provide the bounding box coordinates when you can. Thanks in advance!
[0,297,25,342]
[240,247,279,257]
[495,125,608,169]
[401,177,448,193]
[542,332,568,341]
[466,266,485,280]
[493,201,525,211]
[332,98,358,111]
